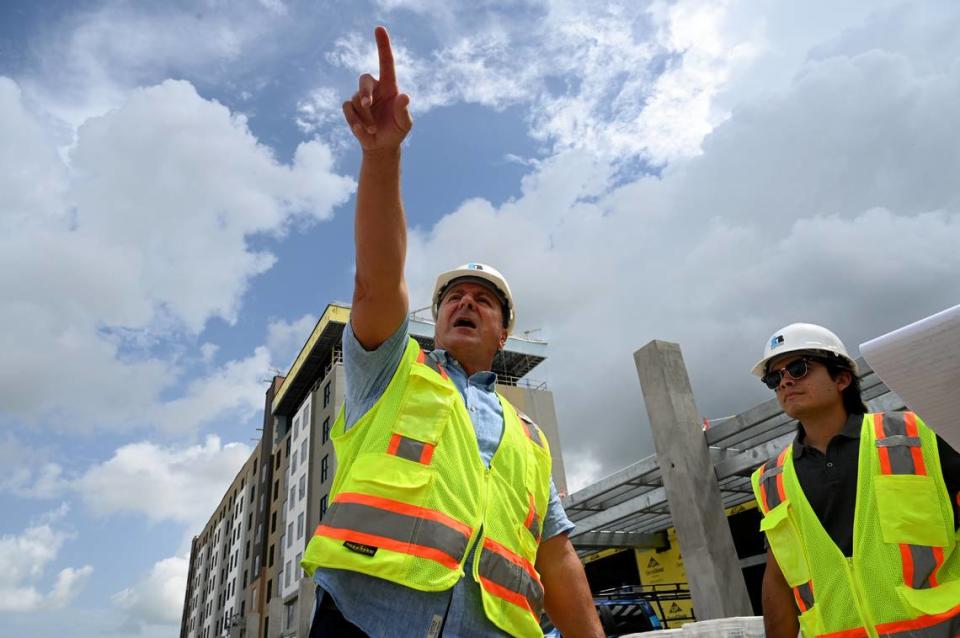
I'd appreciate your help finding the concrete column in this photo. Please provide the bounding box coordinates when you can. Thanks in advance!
[245,612,260,638]
[297,578,315,637]
[267,595,282,638]
[634,340,752,619]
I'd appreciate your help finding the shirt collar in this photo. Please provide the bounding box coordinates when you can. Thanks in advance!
[793,412,864,459]
[430,349,498,391]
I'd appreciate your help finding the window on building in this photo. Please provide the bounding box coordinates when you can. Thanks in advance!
[284,599,296,630]
[271,510,277,533]
[284,560,292,588]
[304,402,311,428]
[299,474,306,501]
[268,544,274,567]
[287,523,293,547]
[296,552,303,579]
[320,494,328,521]
[289,486,295,510]
[291,449,297,473]
[297,512,304,539]
[300,439,308,465]
[322,417,330,444]
[273,479,279,501]
[293,415,299,440]
[321,455,329,483]
[275,451,280,470]
[323,381,331,407]
[266,580,272,603]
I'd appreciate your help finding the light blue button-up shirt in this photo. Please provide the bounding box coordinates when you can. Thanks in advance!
[314,318,573,637]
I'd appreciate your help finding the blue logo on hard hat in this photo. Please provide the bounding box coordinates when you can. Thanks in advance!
[467,263,482,270]
[770,335,785,349]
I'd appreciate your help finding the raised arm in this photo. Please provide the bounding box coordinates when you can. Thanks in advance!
[341,26,414,349]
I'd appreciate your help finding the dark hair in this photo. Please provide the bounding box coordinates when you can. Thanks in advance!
[820,357,869,415]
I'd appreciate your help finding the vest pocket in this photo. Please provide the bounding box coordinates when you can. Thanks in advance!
[759,501,811,585]
[874,474,949,547]
[895,579,960,615]
[394,366,453,444]
[347,452,435,493]
[797,604,821,638]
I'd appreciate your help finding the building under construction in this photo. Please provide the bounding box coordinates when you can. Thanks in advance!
[179,303,567,638]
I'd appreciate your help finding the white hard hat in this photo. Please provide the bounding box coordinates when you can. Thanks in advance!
[751,323,859,377]
[432,263,515,332]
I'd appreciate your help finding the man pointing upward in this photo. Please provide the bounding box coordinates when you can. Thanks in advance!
[301,27,603,638]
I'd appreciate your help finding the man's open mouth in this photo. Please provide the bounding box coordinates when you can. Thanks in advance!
[453,318,477,329]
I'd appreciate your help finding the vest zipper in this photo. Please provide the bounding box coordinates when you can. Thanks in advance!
[844,556,878,638]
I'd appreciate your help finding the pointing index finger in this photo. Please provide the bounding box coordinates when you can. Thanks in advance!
[375,26,397,89]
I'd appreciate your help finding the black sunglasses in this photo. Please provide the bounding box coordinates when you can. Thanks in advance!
[762,357,816,390]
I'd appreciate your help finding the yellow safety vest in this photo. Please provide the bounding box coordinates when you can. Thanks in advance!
[302,337,554,637]
[752,412,960,638]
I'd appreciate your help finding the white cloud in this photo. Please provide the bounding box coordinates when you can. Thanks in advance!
[325,0,755,163]
[21,1,290,130]
[149,348,272,436]
[0,505,93,612]
[296,87,341,134]
[403,16,960,477]
[564,451,604,494]
[76,437,252,527]
[112,555,188,628]
[0,77,354,433]
[267,314,318,370]
[0,435,68,499]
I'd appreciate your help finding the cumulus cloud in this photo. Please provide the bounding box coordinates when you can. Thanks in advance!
[21,0,293,129]
[149,348,273,436]
[0,77,353,433]
[76,436,252,527]
[266,313,318,369]
[325,0,754,163]
[113,555,189,629]
[0,434,69,499]
[0,505,93,612]
[403,21,960,480]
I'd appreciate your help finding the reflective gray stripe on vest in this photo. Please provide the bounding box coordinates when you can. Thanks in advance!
[760,464,784,482]
[478,548,544,616]
[876,435,921,448]
[794,581,814,610]
[877,608,960,638]
[394,435,427,463]
[907,544,940,590]
[323,501,469,564]
[527,510,541,539]
[877,413,919,476]
[519,416,544,448]
[759,461,785,511]
[421,351,446,378]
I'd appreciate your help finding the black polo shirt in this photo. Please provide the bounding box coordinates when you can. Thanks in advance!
[792,413,960,557]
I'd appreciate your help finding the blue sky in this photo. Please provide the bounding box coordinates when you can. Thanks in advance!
[3,0,960,635]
